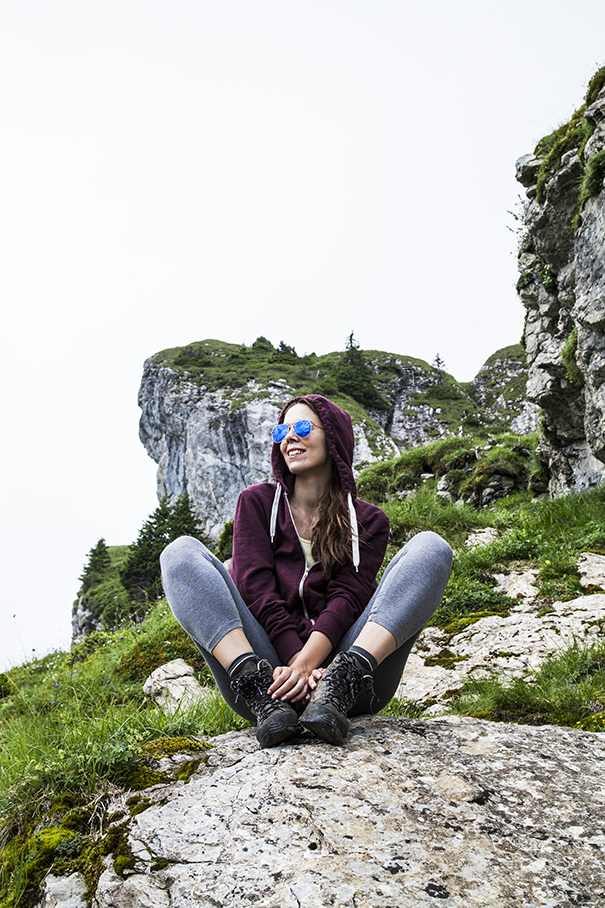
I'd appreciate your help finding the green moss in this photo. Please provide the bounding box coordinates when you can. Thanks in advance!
[126,796,152,816]
[423,649,468,669]
[575,148,605,226]
[113,619,205,683]
[585,65,605,106]
[176,757,207,782]
[100,820,136,877]
[128,765,171,791]
[138,736,213,760]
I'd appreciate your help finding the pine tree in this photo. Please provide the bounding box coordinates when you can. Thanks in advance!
[432,353,446,386]
[120,494,204,603]
[330,331,389,410]
[79,538,112,593]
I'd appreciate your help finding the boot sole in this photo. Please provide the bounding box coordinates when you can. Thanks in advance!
[256,715,301,749]
[299,706,349,745]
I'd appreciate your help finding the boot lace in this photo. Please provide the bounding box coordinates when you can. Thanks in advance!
[318,653,373,714]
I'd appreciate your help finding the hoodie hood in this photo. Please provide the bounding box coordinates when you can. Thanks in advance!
[271,394,357,497]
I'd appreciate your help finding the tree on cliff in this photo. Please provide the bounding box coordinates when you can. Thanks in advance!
[79,538,112,594]
[120,494,204,604]
[330,331,389,410]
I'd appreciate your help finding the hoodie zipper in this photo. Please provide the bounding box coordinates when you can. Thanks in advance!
[285,496,316,623]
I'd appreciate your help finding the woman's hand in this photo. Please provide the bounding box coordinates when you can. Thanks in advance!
[307,666,326,691]
[268,663,310,703]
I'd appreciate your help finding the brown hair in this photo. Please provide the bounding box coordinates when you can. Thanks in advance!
[287,397,353,578]
[311,464,353,579]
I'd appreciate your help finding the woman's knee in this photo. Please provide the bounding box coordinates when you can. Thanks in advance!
[407,531,453,571]
[160,535,206,576]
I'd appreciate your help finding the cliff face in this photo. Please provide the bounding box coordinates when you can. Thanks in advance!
[138,343,536,539]
[516,72,605,495]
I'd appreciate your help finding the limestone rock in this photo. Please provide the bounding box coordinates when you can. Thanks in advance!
[578,551,605,589]
[38,872,87,908]
[71,596,103,643]
[493,569,539,600]
[398,593,605,710]
[86,717,605,908]
[466,527,499,548]
[516,80,605,495]
[143,659,210,714]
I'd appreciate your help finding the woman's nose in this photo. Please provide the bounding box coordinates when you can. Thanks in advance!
[285,424,298,441]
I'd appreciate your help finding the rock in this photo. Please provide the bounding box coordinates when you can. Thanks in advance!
[578,552,605,589]
[38,872,87,908]
[143,659,210,714]
[71,596,103,643]
[493,569,539,600]
[397,593,605,710]
[516,78,605,495]
[85,717,605,907]
[466,527,499,548]
[515,153,541,187]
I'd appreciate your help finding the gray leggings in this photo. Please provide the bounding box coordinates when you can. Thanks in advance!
[160,531,453,722]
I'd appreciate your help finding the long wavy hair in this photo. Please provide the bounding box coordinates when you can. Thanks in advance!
[311,464,353,579]
[289,398,353,579]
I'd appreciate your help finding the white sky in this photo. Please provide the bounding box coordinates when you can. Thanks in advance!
[1,0,604,668]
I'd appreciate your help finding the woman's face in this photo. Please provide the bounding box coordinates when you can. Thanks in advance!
[279,403,331,477]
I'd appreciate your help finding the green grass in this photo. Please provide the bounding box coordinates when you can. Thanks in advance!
[4,481,605,904]
[449,637,605,732]
[0,601,247,906]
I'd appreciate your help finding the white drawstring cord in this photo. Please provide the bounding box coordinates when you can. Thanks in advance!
[270,483,282,541]
[348,492,360,572]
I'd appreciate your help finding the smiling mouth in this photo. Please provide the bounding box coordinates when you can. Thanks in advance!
[287,448,305,457]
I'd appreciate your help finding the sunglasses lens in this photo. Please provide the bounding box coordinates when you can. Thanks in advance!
[272,420,313,443]
[272,424,288,443]
[293,420,312,438]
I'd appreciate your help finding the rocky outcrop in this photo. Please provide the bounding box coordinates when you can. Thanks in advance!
[38,716,605,907]
[138,345,536,538]
[516,75,605,495]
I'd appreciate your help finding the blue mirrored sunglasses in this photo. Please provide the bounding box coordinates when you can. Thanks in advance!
[272,419,315,444]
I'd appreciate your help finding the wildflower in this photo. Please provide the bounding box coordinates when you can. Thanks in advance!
[54,684,59,688]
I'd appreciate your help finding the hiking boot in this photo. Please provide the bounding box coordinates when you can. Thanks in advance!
[230,657,300,748]
[299,652,373,745]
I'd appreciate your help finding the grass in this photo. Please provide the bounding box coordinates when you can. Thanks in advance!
[449,637,605,732]
[0,601,247,906]
[3,483,605,904]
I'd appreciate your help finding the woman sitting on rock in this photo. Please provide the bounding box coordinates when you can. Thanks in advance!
[160,395,453,748]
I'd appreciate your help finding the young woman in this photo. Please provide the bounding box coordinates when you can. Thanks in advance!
[160,395,453,747]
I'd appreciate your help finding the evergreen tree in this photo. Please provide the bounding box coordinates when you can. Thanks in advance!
[120,494,204,603]
[432,353,446,386]
[79,538,112,593]
[330,331,389,410]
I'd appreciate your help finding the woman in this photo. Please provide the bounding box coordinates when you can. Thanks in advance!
[160,395,453,748]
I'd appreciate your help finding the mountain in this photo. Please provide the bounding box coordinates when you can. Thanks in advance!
[138,338,536,538]
[515,65,605,496]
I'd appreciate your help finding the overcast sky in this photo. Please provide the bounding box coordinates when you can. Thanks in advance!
[2,0,604,668]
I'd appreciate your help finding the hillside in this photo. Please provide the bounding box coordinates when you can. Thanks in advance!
[138,337,537,539]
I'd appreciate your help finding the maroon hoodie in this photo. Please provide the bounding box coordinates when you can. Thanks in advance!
[230,395,390,665]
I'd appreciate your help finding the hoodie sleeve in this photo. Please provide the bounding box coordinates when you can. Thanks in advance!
[231,486,305,664]
[309,504,390,648]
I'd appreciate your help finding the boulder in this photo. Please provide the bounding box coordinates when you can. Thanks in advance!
[143,659,210,714]
[86,716,605,907]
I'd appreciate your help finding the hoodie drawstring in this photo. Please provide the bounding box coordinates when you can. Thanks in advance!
[270,483,282,542]
[348,492,360,572]
[270,483,359,571]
